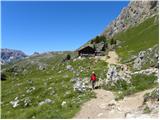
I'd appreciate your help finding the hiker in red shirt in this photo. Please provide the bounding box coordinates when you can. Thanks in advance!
[90,71,96,90]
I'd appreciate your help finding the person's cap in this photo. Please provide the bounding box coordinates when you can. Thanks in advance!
[92,71,95,74]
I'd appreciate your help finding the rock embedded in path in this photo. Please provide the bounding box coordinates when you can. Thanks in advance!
[97,113,103,117]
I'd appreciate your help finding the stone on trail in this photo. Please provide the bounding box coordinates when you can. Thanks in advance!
[97,113,103,117]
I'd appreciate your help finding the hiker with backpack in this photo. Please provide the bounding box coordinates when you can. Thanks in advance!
[90,71,97,90]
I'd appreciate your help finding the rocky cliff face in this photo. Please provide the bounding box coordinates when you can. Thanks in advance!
[102,0,159,38]
[1,48,27,64]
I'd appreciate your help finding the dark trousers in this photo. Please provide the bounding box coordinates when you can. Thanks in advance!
[91,80,96,89]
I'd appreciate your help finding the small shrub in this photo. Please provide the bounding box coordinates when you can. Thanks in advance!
[110,38,116,45]
[66,54,71,60]
[143,106,151,114]
[1,73,7,81]
[115,91,124,101]
[91,35,106,44]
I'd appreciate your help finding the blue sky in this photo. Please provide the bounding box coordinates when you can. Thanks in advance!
[2,1,129,55]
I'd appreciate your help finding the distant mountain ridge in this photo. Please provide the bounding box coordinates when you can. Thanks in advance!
[1,48,27,64]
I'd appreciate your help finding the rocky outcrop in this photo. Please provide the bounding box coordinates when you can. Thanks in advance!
[106,64,131,84]
[71,77,90,92]
[106,63,158,86]
[73,78,86,92]
[1,48,27,64]
[102,1,159,38]
[133,44,158,70]
[132,88,159,118]
[131,68,158,77]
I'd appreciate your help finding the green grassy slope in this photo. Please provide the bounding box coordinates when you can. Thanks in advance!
[114,16,159,62]
[1,53,107,119]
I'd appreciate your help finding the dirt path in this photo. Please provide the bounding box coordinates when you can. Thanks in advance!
[99,51,119,64]
[74,89,155,119]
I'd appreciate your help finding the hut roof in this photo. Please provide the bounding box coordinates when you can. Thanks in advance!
[76,44,93,51]
[76,41,105,52]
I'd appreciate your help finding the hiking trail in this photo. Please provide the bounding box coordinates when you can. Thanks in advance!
[98,51,119,64]
[74,89,156,119]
